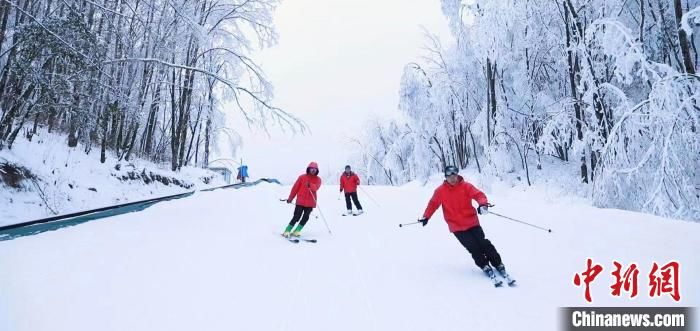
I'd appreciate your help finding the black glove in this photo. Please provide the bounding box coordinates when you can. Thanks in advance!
[419,218,428,226]
[287,199,292,204]
[339,188,343,192]
[477,205,489,215]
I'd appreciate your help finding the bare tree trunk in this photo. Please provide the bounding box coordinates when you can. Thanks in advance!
[177,112,188,170]
[46,106,58,132]
[564,0,588,183]
[638,0,645,43]
[0,82,33,142]
[28,111,39,141]
[123,123,139,161]
[0,0,11,56]
[0,0,29,107]
[468,127,481,173]
[7,101,35,149]
[673,0,696,74]
[204,114,211,167]
[115,113,124,157]
[67,87,81,148]
[203,76,216,168]
[485,58,497,146]
[176,41,199,170]
[431,135,447,169]
[194,120,202,166]
[67,118,79,147]
[656,0,684,69]
[185,103,202,166]
[109,103,119,148]
[100,106,109,163]
[170,67,179,171]
[143,79,161,156]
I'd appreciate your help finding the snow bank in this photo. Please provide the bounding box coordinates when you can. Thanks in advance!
[0,130,227,226]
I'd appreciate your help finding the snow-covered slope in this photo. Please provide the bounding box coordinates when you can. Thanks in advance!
[0,181,697,331]
[0,131,227,226]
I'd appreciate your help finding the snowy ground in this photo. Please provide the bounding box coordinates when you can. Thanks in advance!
[0,130,226,226]
[0,180,698,331]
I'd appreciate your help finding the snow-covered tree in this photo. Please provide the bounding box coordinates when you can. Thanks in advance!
[0,0,304,171]
[358,0,700,221]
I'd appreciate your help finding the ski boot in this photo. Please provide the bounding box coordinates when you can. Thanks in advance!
[483,265,503,287]
[496,264,516,286]
[496,264,507,276]
[291,225,304,237]
[282,224,294,238]
[482,265,496,278]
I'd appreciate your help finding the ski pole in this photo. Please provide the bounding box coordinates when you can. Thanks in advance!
[358,186,380,207]
[308,187,332,235]
[398,220,422,227]
[489,211,552,233]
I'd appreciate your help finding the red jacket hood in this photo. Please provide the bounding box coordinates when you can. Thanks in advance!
[306,162,319,176]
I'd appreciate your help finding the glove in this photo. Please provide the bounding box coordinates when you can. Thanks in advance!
[419,218,428,226]
[477,205,489,215]
[287,199,292,204]
[339,188,343,192]
[306,182,311,188]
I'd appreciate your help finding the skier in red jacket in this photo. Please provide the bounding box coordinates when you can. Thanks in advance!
[339,165,363,215]
[283,162,322,238]
[420,165,511,284]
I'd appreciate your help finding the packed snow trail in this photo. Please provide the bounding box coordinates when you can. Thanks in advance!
[0,182,698,331]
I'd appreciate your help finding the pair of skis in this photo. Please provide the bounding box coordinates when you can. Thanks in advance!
[281,234,317,244]
[488,271,517,288]
[279,238,517,286]
[288,237,317,244]
[342,210,364,216]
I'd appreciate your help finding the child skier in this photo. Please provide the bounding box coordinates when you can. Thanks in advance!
[283,162,322,238]
[339,165,363,215]
[419,165,514,286]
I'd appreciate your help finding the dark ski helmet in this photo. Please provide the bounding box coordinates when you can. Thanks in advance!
[444,165,459,177]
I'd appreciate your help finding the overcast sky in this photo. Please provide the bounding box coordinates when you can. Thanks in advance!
[225,0,452,184]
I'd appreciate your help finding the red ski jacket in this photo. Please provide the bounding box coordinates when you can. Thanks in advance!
[339,172,360,193]
[288,162,322,208]
[422,176,489,233]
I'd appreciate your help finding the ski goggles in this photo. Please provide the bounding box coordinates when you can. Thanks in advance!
[444,166,459,177]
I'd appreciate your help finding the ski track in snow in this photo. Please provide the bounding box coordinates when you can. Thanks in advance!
[0,182,698,331]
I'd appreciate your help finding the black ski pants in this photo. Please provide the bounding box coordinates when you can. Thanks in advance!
[453,226,502,269]
[288,205,313,227]
[344,192,363,210]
